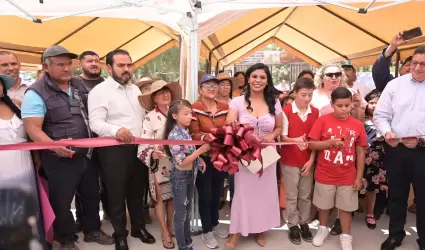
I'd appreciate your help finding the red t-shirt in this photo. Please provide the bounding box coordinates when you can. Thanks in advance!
[308,114,367,186]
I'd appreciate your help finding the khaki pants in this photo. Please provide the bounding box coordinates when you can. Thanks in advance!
[282,165,314,227]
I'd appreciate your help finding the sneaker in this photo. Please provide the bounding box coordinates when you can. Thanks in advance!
[340,234,353,250]
[300,223,313,242]
[213,225,229,239]
[60,242,79,250]
[84,230,114,245]
[330,218,342,235]
[312,226,329,247]
[201,232,219,249]
[288,226,301,245]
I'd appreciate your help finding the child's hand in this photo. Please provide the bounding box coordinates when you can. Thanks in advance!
[200,158,207,173]
[295,134,307,151]
[199,143,211,154]
[301,160,313,176]
[328,138,344,148]
[152,150,165,160]
[353,178,362,191]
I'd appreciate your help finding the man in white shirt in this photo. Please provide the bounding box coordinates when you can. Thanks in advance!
[88,49,154,250]
[0,51,31,102]
[341,60,372,97]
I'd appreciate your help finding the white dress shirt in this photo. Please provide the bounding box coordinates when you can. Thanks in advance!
[88,77,145,138]
[7,79,31,101]
[374,74,425,138]
[281,103,312,136]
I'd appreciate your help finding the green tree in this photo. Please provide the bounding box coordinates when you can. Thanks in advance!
[134,47,180,81]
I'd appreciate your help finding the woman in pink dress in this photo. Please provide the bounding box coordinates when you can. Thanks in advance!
[225,63,283,249]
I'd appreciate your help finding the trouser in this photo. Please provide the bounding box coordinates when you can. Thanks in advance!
[385,144,425,246]
[282,165,314,227]
[195,156,225,233]
[42,153,101,244]
[142,163,149,209]
[75,150,108,221]
[98,145,146,239]
[171,168,195,250]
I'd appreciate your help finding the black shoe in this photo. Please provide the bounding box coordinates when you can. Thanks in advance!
[330,218,342,235]
[75,219,82,233]
[381,238,402,250]
[60,242,79,250]
[131,228,156,244]
[115,239,129,250]
[84,230,114,245]
[143,210,152,224]
[300,223,313,242]
[288,226,301,245]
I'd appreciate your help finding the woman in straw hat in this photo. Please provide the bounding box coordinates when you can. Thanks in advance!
[216,72,238,105]
[137,80,181,249]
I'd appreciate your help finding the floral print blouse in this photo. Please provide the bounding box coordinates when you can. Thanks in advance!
[168,124,202,171]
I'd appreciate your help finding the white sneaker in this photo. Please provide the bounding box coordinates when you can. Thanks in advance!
[340,234,353,250]
[201,232,219,249]
[312,226,329,247]
[213,225,229,239]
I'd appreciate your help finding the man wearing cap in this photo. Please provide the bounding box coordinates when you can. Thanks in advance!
[88,49,155,250]
[373,32,413,92]
[341,60,372,97]
[74,50,109,232]
[0,51,32,102]
[21,45,114,250]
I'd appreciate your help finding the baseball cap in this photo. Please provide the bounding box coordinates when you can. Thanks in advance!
[200,74,219,85]
[42,45,78,62]
[340,60,354,68]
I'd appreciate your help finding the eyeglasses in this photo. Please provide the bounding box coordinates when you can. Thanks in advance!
[202,83,219,90]
[324,72,342,78]
[411,61,425,68]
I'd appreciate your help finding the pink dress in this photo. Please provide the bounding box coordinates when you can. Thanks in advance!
[229,96,281,236]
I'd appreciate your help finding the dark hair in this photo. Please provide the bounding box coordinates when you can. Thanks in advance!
[0,51,18,60]
[105,49,131,66]
[0,79,21,119]
[233,71,246,90]
[293,77,316,92]
[364,89,381,117]
[282,95,295,107]
[163,99,192,157]
[401,56,413,68]
[79,50,99,61]
[297,70,314,79]
[244,63,280,116]
[0,188,40,250]
[331,87,352,103]
[413,45,425,56]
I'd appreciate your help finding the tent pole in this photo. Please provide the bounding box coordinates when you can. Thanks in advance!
[4,0,40,23]
[189,12,199,102]
[367,0,409,12]
[122,0,187,14]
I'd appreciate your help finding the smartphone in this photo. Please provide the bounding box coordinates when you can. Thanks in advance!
[403,27,423,41]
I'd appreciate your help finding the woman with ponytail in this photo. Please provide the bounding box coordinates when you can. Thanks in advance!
[0,74,46,249]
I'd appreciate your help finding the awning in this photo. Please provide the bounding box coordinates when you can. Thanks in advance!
[200,1,425,69]
[0,15,179,69]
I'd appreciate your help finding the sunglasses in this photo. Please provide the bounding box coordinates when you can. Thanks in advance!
[324,72,342,78]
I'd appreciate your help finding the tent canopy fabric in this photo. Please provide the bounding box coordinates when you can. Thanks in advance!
[0,15,178,68]
[200,1,425,69]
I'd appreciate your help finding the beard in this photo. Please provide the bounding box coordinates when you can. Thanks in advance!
[111,69,132,85]
[82,67,101,79]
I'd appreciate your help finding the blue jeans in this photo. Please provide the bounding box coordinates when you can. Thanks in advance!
[171,168,195,250]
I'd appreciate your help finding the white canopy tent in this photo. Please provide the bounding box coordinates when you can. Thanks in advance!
[0,0,419,100]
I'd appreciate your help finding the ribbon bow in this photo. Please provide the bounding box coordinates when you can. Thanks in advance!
[208,124,264,176]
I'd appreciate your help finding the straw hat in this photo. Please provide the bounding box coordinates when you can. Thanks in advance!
[135,77,154,88]
[139,80,181,111]
[0,74,14,90]
[216,72,238,89]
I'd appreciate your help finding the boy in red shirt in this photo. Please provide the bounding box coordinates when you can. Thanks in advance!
[280,78,319,245]
[308,87,367,250]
